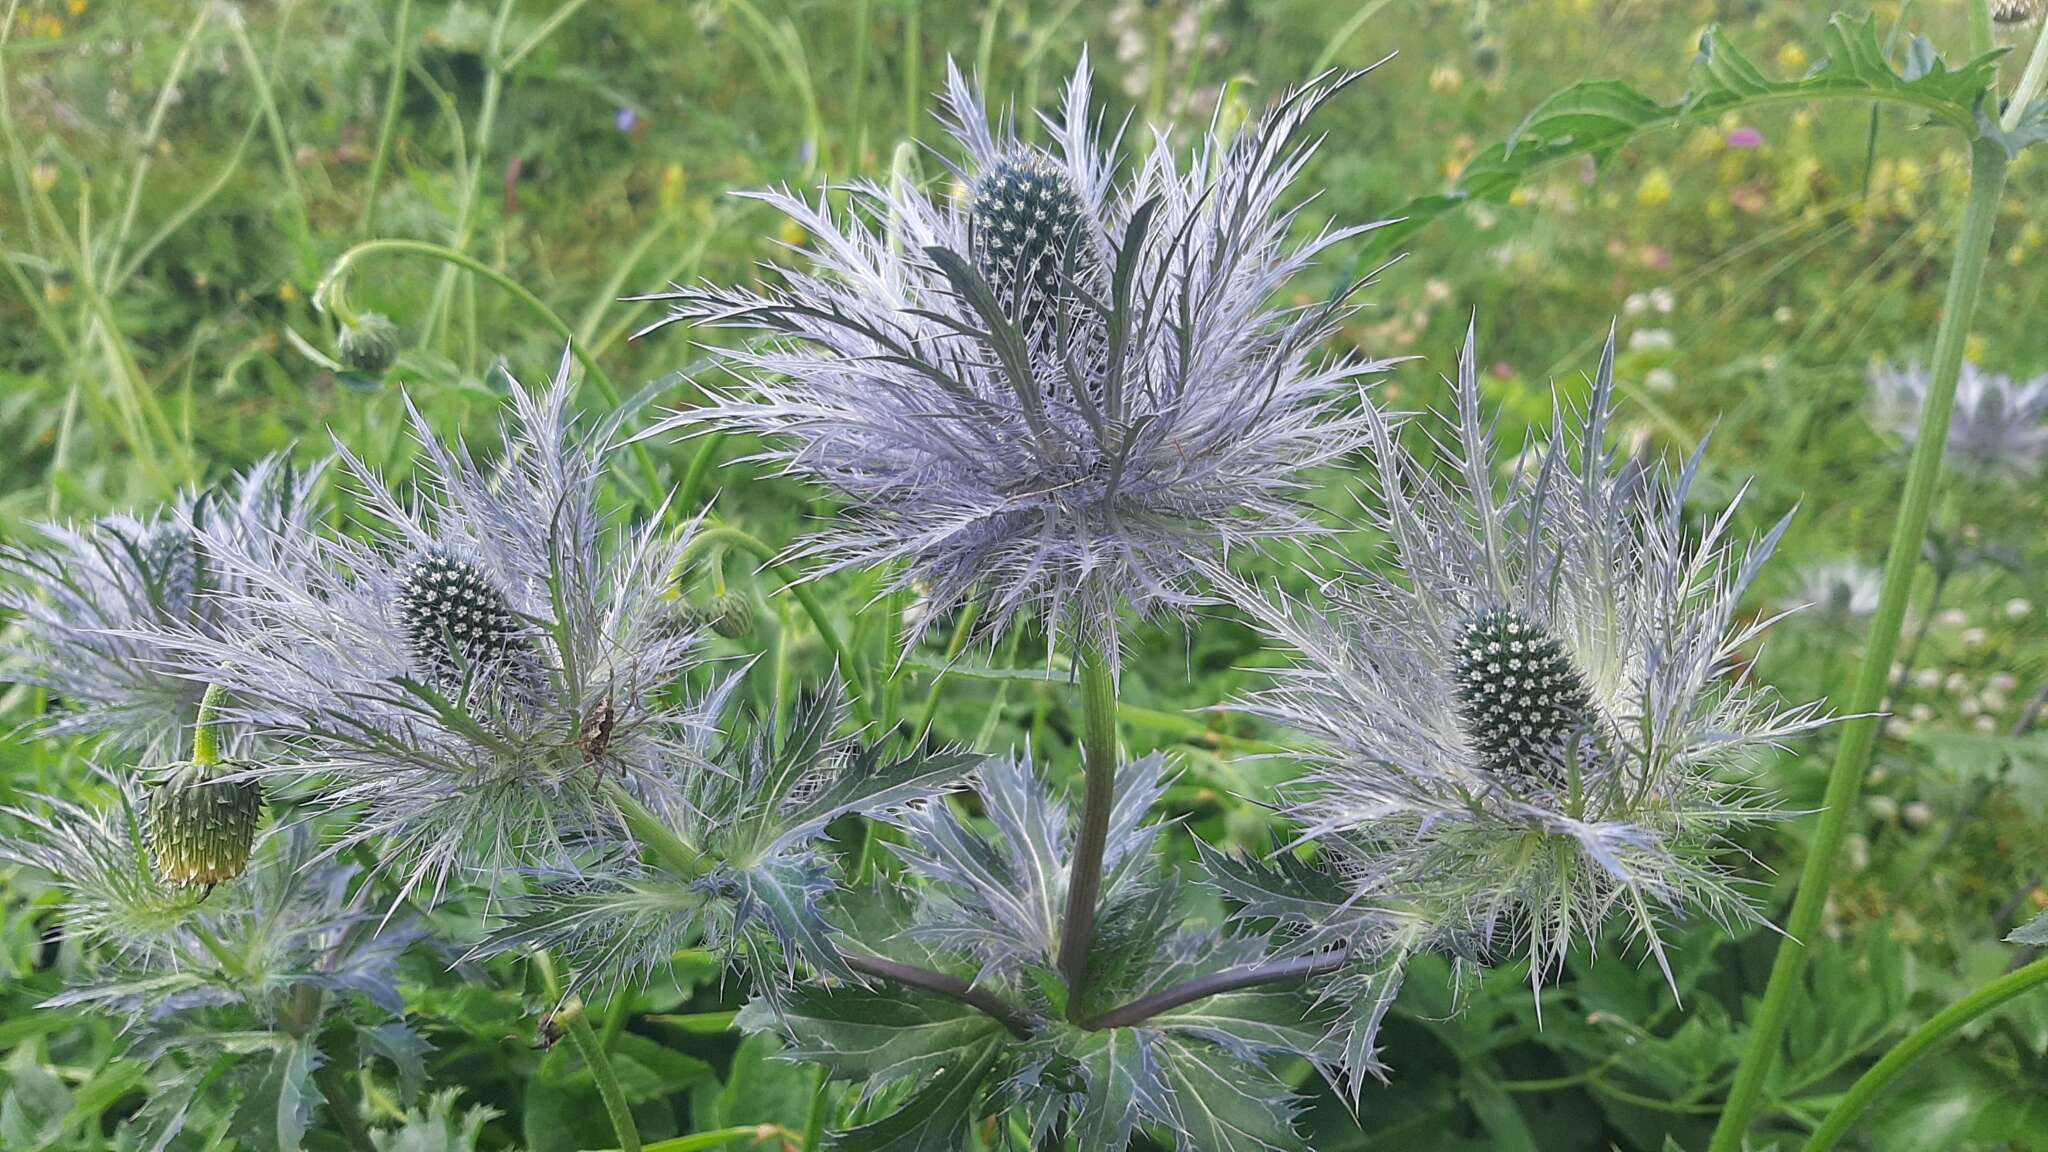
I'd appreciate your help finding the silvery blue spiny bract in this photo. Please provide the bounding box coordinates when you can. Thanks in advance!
[0,455,325,755]
[639,56,1393,648]
[134,354,721,905]
[1218,326,1830,998]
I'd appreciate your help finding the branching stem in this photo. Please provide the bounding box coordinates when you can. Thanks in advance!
[1087,949,1350,1030]
[842,950,1036,1039]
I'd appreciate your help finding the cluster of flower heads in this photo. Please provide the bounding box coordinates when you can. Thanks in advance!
[640,55,1394,651]
[1215,327,1831,1000]
[1868,358,2048,482]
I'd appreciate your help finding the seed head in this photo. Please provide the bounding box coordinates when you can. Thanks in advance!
[395,549,535,695]
[339,313,400,374]
[969,150,1105,359]
[143,761,263,888]
[1451,607,1595,779]
[1994,0,2038,25]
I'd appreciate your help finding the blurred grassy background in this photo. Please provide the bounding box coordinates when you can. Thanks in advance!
[4,1,2047,1148]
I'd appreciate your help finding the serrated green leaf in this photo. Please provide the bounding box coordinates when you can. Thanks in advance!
[1070,1029,1159,1149]
[275,1037,319,1152]
[1359,14,2003,265]
[1155,988,1329,1062]
[740,984,1005,1084]
[824,1038,999,1152]
[1155,1038,1303,1152]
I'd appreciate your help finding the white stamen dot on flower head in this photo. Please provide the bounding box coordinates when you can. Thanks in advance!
[1450,606,1596,780]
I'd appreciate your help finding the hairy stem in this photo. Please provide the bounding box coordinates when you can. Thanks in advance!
[1800,956,2048,1151]
[561,999,643,1152]
[842,950,1036,1039]
[191,683,228,766]
[1708,137,2012,1152]
[1056,637,1119,1021]
[1087,949,1349,1030]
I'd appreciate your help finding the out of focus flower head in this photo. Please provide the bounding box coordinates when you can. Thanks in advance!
[0,455,326,757]
[1869,359,2048,482]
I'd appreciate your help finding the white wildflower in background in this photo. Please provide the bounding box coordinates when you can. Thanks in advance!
[1218,325,1830,997]
[0,455,325,755]
[639,58,1392,649]
[1794,558,1882,624]
[1869,359,2048,482]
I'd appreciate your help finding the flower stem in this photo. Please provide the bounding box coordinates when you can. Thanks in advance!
[191,683,228,767]
[1707,137,2012,1152]
[312,1052,378,1152]
[607,783,712,879]
[561,998,643,1152]
[1055,636,1119,1021]
[1086,949,1349,1030]
[841,949,1036,1039]
[1800,956,2048,1152]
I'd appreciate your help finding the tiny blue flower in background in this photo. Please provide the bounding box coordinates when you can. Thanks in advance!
[1869,359,2048,482]
[615,105,638,133]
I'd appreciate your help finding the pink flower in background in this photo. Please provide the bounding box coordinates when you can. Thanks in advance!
[1726,127,1765,148]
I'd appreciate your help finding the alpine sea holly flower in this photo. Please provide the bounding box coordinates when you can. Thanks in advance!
[638,57,1394,649]
[0,454,326,756]
[745,753,1345,1151]
[1216,326,1830,1001]
[139,353,722,905]
[1868,358,2048,482]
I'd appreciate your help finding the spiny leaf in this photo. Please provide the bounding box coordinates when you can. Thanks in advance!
[823,1038,1000,1152]
[1155,1038,1304,1152]
[738,984,1005,1084]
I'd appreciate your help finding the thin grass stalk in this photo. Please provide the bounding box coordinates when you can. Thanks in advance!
[1801,956,2048,1151]
[357,0,412,236]
[1707,134,2014,1152]
[1055,637,1119,1019]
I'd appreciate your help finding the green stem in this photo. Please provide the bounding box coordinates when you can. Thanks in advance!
[677,432,726,517]
[312,1053,378,1152]
[1801,956,2048,1152]
[1054,637,1119,1021]
[315,238,664,502]
[191,684,228,766]
[357,0,411,236]
[2003,9,2048,133]
[607,783,711,879]
[683,524,874,727]
[561,1000,642,1152]
[1707,138,2012,1152]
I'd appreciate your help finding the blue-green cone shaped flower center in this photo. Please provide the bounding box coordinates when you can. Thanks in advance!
[968,151,1106,370]
[396,549,536,695]
[1451,607,1596,778]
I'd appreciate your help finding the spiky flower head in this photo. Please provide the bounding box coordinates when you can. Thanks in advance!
[0,455,326,755]
[137,352,722,904]
[338,311,401,373]
[1218,325,1829,996]
[1869,359,2048,482]
[639,57,1392,649]
[142,760,264,888]
[1792,558,1881,624]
